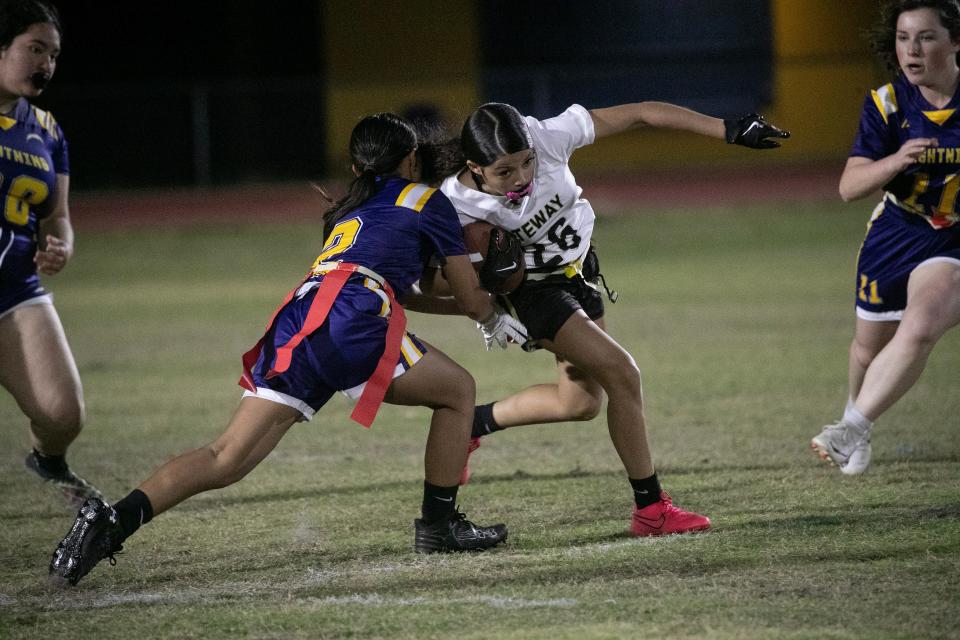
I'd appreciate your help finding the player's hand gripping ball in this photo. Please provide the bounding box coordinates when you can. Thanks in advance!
[463,221,525,294]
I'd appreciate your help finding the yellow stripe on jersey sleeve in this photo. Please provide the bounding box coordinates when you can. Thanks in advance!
[0,115,16,131]
[30,106,61,141]
[870,83,898,125]
[395,183,436,212]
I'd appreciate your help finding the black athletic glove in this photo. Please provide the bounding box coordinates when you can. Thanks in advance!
[724,113,790,149]
[478,227,524,294]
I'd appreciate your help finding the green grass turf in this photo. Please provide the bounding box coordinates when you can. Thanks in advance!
[1,200,958,639]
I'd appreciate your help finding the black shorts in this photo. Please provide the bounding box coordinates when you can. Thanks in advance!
[498,274,605,342]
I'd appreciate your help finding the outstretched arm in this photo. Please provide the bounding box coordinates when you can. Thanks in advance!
[590,102,725,139]
[589,102,789,148]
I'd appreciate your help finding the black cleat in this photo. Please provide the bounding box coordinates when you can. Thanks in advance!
[49,498,123,586]
[414,509,508,554]
[26,452,104,507]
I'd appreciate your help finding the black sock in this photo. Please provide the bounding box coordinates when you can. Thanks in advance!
[629,474,662,509]
[32,449,69,475]
[471,403,502,438]
[421,481,458,523]
[113,489,154,540]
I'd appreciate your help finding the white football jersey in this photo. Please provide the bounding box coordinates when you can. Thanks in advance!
[440,104,597,273]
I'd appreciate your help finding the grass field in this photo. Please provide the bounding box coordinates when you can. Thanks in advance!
[1,199,958,639]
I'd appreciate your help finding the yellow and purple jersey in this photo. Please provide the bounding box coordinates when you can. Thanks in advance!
[0,98,69,314]
[850,76,960,320]
[852,75,960,229]
[241,176,467,421]
[309,176,466,299]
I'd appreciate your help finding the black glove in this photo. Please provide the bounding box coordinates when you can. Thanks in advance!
[724,113,790,149]
[479,227,524,294]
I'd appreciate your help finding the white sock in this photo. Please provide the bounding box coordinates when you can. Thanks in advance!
[842,405,874,434]
[845,397,855,415]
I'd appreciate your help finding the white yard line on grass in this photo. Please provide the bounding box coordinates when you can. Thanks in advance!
[3,539,684,612]
[5,586,577,611]
[302,594,577,609]
[4,559,579,611]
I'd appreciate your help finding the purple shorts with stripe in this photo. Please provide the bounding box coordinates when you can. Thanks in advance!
[856,202,960,320]
[244,278,425,419]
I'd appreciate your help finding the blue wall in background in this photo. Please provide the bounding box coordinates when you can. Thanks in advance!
[479,0,773,118]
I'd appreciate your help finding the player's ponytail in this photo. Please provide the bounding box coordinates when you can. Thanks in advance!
[323,113,417,240]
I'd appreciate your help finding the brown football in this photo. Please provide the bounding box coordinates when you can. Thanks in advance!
[462,221,525,294]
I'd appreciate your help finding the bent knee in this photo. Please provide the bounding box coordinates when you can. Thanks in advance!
[204,444,250,488]
[439,366,476,411]
[599,358,642,398]
[559,391,603,421]
[30,398,84,437]
[565,399,602,422]
[897,316,945,350]
[850,337,883,366]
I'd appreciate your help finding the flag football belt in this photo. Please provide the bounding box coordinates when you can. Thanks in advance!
[886,192,959,229]
[524,250,618,303]
[239,261,405,428]
[524,251,588,282]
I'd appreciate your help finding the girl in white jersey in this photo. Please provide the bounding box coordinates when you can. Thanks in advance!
[435,101,789,536]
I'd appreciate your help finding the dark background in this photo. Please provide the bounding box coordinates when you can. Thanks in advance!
[36,1,771,189]
[481,0,771,117]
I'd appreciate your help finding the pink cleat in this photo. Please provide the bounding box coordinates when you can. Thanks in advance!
[630,492,711,536]
[459,437,481,486]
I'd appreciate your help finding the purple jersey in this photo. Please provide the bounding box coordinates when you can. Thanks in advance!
[851,75,960,228]
[242,176,467,420]
[309,176,467,297]
[0,98,69,313]
[849,77,960,319]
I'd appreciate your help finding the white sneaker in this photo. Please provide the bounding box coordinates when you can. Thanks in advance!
[811,421,872,475]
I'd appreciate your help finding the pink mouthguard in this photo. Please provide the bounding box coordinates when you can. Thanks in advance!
[505,181,533,203]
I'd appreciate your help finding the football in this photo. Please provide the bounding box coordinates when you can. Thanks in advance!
[462,220,525,294]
